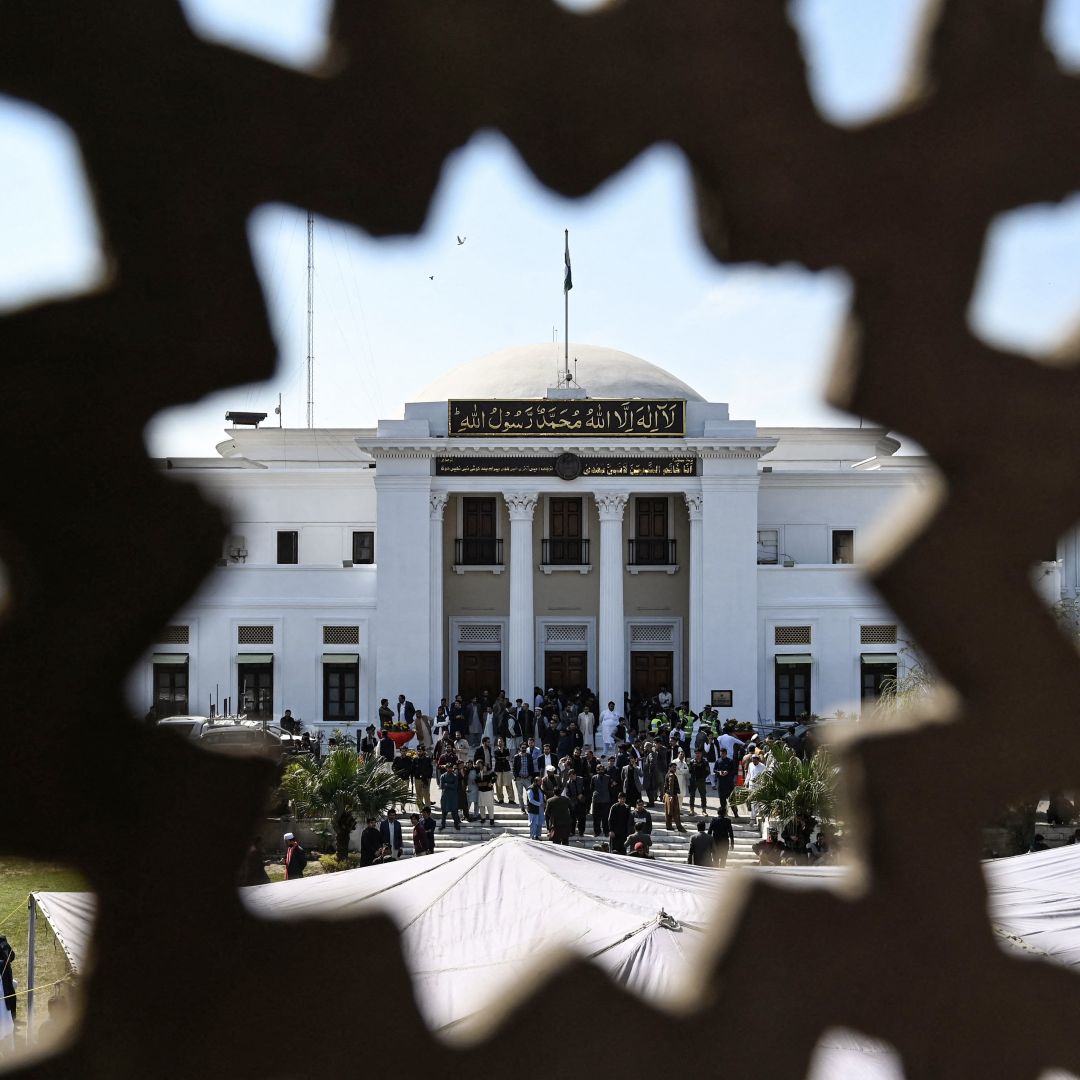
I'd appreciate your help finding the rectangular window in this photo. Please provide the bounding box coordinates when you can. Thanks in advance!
[775,657,812,721]
[757,529,779,565]
[546,497,585,564]
[775,626,812,645]
[860,625,898,645]
[832,529,855,564]
[323,625,360,645]
[238,625,273,645]
[277,530,299,564]
[861,656,898,703]
[153,659,188,719]
[323,662,359,723]
[460,496,499,564]
[238,660,273,722]
[352,530,374,564]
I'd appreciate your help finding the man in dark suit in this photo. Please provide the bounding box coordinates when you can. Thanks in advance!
[359,818,382,866]
[608,791,633,855]
[513,740,537,814]
[538,743,560,774]
[378,730,396,763]
[688,819,716,867]
[449,695,466,737]
[709,808,735,867]
[379,809,404,860]
[564,769,590,837]
[474,736,495,769]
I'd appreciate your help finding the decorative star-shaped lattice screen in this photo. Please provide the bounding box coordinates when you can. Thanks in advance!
[2,1,1080,1076]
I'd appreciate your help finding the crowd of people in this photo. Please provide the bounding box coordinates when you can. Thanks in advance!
[276,685,835,875]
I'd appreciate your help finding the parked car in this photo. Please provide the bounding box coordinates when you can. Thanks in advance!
[198,723,284,761]
[155,716,213,741]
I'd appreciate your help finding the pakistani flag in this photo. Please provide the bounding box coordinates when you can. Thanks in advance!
[564,229,573,292]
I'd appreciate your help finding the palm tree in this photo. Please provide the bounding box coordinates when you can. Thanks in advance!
[281,749,410,859]
[731,743,838,831]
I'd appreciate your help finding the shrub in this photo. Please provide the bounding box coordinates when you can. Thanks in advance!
[319,853,362,873]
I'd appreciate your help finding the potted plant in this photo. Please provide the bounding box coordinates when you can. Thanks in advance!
[281,749,410,860]
[731,743,838,847]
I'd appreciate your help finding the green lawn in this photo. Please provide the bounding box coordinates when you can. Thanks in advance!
[0,858,87,1045]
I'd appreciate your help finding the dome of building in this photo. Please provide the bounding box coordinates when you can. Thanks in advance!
[413,343,705,402]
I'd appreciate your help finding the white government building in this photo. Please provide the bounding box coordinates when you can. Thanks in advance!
[138,342,974,733]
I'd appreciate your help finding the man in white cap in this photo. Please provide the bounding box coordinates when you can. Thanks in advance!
[283,833,307,880]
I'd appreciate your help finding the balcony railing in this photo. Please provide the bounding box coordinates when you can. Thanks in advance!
[454,538,503,566]
[541,538,590,566]
[629,538,677,566]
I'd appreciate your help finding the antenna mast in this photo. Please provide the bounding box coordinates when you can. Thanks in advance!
[306,211,315,428]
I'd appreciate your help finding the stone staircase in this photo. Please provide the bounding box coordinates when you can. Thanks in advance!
[410,785,765,867]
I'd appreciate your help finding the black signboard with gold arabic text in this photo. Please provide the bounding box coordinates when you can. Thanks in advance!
[447,398,685,438]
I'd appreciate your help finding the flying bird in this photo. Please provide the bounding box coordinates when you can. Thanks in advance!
[428,275,434,280]
[456,235,466,246]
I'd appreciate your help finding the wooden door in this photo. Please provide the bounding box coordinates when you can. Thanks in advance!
[462,497,497,564]
[630,652,673,701]
[549,497,583,564]
[544,651,587,694]
[458,651,501,701]
[634,497,668,564]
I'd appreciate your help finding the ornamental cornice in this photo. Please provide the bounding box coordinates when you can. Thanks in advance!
[693,446,777,460]
[362,446,439,460]
[434,443,693,457]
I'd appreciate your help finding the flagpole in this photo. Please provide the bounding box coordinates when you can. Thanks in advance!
[564,228,571,385]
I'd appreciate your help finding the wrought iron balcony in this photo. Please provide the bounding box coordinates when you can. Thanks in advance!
[541,538,590,566]
[628,538,677,566]
[454,538,503,566]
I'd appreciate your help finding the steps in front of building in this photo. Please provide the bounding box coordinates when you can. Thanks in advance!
[408,793,764,866]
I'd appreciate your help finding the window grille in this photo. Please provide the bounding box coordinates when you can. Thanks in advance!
[861,625,898,645]
[775,625,811,645]
[458,624,501,644]
[238,625,273,645]
[158,625,189,644]
[323,626,360,645]
[545,624,587,644]
[630,624,674,644]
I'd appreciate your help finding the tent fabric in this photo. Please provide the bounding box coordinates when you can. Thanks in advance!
[31,891,97,976]
[28,840,1080,1070]
[242,835,725,1034]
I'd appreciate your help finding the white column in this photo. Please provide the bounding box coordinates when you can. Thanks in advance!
[685,492,705,710]
[428,493,448,714]
[373,472,432,711]
[596,492,629,716]
[505,492,538,702]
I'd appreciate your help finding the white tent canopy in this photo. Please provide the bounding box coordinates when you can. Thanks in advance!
[30,839,1080,1075]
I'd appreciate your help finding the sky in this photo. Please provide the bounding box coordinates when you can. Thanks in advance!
[1,0,1079,458]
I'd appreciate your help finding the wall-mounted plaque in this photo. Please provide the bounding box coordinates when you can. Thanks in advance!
[711,690,733,708]
[448,398,685,438]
